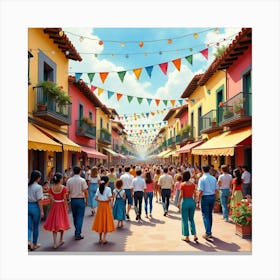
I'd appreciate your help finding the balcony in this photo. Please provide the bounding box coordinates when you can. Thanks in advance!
[76,120,96,139]
[180,126,195,143]
[98,129,111,144]
[33,86,71,126]
[175,135,181,144]
[200,109,223,134]
[219,92,252,128]
[167,137,176,146]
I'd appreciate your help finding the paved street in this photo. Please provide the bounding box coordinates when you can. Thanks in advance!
[30,198,251,254]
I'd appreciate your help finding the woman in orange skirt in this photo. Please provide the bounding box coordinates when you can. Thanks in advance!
[92,175,115,244]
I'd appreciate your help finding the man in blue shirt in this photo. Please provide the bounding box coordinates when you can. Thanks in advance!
[198,165,219,239]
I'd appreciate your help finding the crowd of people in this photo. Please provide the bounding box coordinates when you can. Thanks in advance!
[28,162,252,250]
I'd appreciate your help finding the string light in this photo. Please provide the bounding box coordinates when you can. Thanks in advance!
[59,30,64,37]
[193,33,199,39]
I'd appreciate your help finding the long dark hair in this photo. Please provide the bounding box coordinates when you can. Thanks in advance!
[145,171,153,184]
[99,175,109,195]
[28,170,42,186]
[233,168,242,185]
[182,171,191,182]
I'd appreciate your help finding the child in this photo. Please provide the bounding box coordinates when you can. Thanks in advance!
[92,176,115,244]
[174,174,182,209]
[112,179,126,228]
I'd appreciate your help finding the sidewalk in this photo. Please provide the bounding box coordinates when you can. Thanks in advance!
[30,198,252,254]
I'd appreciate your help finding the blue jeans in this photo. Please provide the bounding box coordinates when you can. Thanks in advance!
[161,189,171,212]
[88,183,98,208]
[70,198,86,238]
[28,202,41,245]
[144,192,153,215]
[181,198,196,236]
[219,189,230,220]
[201,195,215,235]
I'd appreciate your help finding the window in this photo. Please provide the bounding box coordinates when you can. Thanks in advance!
[79,104,84,120]
[100,117,103,129]
[198,106,202,136]
[28,51,33,85]
[38,50,56,82]
[89,111,93,120]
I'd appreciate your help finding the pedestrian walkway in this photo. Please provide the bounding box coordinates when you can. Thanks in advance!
[30,198,251,254]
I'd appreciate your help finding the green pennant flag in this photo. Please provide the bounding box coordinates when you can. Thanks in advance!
[127,95,133,103]
[185,55,193,65]
[87,73,95,83]
[163,100,168,106]
[137,97,143,104]
[118,71,127,82]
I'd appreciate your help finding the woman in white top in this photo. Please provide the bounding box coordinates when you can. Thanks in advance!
[92,176,115,244]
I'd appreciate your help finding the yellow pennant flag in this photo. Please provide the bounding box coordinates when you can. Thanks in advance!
[170,100,176,106]
[97,88,104,96]
[133,68,143,80]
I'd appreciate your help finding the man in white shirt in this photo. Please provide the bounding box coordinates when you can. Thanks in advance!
[120,166,134,220]
[217,165,232,222]
[241,165,251,198]
[158,167,174,216]
[132,169,146,221]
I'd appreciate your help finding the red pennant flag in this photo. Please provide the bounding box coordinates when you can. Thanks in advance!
[155,99,160,106]
[91,85,97,92]
[99,72,109,83]
[200,48,208,60]
[116,93,123,101]
[172,58,181,71]
[159,62,168,75]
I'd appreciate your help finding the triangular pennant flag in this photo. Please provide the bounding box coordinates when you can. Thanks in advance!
[137,97,143,104]
[116,93,123,101]
[185,55,193,65]
[99,72,109,83]
[90,85,97,92]
[151,112,155,116]
[200,48,208,60]
[108,91,114,99]
[159,62,168,75]
[133,68,143,80]
[117,71,126,82]
[155,99,160,106]
[127,95,133,103]
[87,73,95,83]
[172,58,181,71]
[146,113,149,117]
[75,72,83,81]
[97,88,104,96]
[145,66,154,78]
[170,100,176,106]
[178,99,183,105]
[146,98,152,105]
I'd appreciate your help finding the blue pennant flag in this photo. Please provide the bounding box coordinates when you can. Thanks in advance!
[145,66,153,78]
[108,91,114,99]
[75,72,83,81]
[178,99,183,105]
[146,98,152,105]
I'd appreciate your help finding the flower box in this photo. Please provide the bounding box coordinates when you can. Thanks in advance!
[235,223,252,239]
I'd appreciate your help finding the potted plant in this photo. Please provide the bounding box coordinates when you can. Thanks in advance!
[223,107,234,119]
[37,102,47,111]
[233,98,245,115]
[230,200,252,238]
[211,117,217,127]
[213,197,222,213]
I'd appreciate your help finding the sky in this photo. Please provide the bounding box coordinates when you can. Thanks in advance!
[64,27,241,150]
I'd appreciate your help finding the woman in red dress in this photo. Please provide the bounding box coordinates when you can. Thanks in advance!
[44,172,70,248]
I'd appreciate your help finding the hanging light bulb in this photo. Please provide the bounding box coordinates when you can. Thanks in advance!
[193,33,199,39]
[214,28,219,34]
[94,54,98,58]
[125,54,129,58]
[79,36,84,42]
[159,51,162,55]
[98,40,103,45]
[65,50,69,56]
[59,30,64,37]
[167,39,173,44]
[189,48,193,52]
[144,52,148,56]
[120,41,125,47]
[139,41,144,48]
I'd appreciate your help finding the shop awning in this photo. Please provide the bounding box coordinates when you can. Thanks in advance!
[103,147,120,157]
[81,146,107,159]
[34,125,81,152]
[177,140,204,154]
[192,127,252,156]
[118,154,127,159]
[28,123,62,152]
[163,149,179,158]
[157,149,172,158]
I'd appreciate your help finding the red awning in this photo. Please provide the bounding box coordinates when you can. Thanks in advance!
[81,146,107,159]
[177,140,204,154]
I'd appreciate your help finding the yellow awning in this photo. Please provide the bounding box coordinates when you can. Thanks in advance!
[163,149,179,158]
[28,123,62,152]
[34,125,81,152]
[192,127,252,156]
[157,149,172,158]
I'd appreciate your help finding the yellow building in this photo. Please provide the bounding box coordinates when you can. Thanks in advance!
[28,28,82,180]
[180,70,226,168]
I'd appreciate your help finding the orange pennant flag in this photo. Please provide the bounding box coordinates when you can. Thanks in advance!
[99,72,109,83]
[151,111,155,116]
[116,93,123,101]
[133,68,143,80]
[97,88,104,96]
[155,99,160,106]
[172,58,181,71]
[170,100,176,106]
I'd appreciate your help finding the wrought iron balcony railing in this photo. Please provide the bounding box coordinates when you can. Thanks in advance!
[76,120,96,139]
[97,129,111,144]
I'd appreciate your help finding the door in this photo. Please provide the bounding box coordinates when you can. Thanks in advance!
[55,152,63,173]
[243,71,252,115]
[216,89,224,123]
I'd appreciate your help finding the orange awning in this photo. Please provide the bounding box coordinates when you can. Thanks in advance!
[177,140,204,154]
[28,123,62,152]
[34,125,81,152]
[81,146,107,159]
[192,127,252,156]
